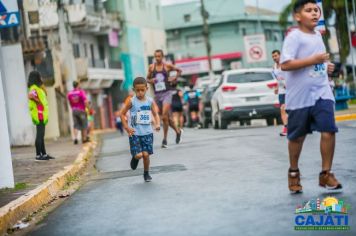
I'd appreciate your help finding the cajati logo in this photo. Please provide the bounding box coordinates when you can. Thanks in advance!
[294,197,351,231]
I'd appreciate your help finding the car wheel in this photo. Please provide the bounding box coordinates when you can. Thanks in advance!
[266,117,275,126]
[203,118,210,128]
[212,113,219,129]
[218,112,228,129]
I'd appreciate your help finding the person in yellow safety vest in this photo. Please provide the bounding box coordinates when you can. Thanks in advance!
[28,71,55,161]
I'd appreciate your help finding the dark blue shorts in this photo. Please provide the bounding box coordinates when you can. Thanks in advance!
[129,134,154,158]
[287,99,338,140]
[279,94,286,105]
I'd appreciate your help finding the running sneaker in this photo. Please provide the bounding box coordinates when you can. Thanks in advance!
[280,126,287,136]
[43,154,55,160]
[35,155,49,161]
[288,170,303,194]
[176,130,182,144]
[74,139,78,145]
[162,139,168,148]
[130,157,139,170]
[319,171,343,190]
[144,172,152,182]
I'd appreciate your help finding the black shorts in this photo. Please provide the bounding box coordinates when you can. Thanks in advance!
[189,105,199,112]
[287,99,338,140]
[279,94,286,105]
[172,104,183,112]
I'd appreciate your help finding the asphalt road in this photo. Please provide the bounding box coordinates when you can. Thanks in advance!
[29,121,356,236]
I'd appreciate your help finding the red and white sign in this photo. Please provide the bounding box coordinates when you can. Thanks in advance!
[244,34,267,63]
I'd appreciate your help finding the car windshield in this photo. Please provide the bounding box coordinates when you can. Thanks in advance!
[227,72,273,83]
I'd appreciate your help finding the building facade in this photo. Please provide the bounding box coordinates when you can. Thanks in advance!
[105,0,167,91]
[163,0,290,80]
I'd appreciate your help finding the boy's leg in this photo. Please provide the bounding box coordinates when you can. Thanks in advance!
[288,136,306,170]
[129,135,143,170]
[312,99,342,190]
[142,152,150,172]
[320,132,335,171]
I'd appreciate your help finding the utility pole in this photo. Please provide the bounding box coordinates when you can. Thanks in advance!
[58,0,77,138]
[345,0,356,84]
[200,0,214,80]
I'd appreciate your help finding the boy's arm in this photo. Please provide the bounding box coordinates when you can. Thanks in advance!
[147,65,155,84]
[120,97,135,136]
[151,101,160,131]
[281,53,330,71]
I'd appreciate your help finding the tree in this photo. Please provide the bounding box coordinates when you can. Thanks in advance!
[279,0,353,64]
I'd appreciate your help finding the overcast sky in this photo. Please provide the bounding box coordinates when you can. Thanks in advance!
[161,0,291,13]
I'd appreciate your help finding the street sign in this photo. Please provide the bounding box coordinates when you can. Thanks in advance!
[244,34,267,63]
[316,0,326,33]
[0,0,20,28]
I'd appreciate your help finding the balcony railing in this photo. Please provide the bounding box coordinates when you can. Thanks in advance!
[86,58,122,69]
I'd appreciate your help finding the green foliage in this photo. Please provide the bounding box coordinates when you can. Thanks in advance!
[279,0,354,63]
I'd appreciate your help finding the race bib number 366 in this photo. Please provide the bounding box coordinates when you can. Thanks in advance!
[136,110,152,125]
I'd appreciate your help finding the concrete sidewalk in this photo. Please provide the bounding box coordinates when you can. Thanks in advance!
[0,137,83,208]
[335,104,356,122]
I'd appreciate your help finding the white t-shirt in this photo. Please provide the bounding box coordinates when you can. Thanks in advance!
[280,29,334,110]
[272,64,286,95]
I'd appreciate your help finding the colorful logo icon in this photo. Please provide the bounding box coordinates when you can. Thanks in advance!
[294,197,351,231]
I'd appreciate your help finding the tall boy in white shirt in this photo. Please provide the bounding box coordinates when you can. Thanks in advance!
[281,0,342,193]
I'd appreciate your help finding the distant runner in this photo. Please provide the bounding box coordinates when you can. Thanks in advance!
[272,49,288,136]
[184,84,201,128]
[147,49,183,148]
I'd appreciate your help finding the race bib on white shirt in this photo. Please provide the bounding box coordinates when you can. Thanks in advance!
[154,73,166,92]
[310,63,327,78]
[136,110,152,125]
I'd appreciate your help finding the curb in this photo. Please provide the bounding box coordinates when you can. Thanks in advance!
[0,141,97,235]
[335,113,356,122]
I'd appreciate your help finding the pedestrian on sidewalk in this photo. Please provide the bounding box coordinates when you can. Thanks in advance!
[120,77,160,182]
[281,0,342,194]
[67,81,89,144]
[147,49,182,148]
[272,49,288,136]
[28,71,55,161]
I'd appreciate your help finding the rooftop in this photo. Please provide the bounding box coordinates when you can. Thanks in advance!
[163,0,282,30]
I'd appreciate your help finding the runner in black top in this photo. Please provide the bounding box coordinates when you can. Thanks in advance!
[184,84,201,128]
[147,49,183,148]
[171,83,184,129]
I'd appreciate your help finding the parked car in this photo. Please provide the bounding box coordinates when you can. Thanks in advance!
[210,68,281,129]
[199,79,221,128]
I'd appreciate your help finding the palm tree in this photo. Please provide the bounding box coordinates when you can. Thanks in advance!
[279,0,353,64]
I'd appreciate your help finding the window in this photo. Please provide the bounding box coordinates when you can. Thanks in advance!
[83,43,88,57]
[264,29,273,41]
[168,39,181,51]
[242,28,246,36]
[227,73,273,83]
[72,44,80,58]
[184,14,191,22]
[139,0,145,10]
[186,34,204,48]
[156,5,160,20]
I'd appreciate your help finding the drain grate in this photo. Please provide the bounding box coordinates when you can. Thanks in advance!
[89,164,187,181]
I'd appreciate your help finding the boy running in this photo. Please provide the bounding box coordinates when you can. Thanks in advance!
[120,77,160,182]
[147,49,182,148]
[272,50,288,136]
[281,0,342,193]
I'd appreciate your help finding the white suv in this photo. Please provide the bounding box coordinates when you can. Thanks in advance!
[210,68,281,129]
